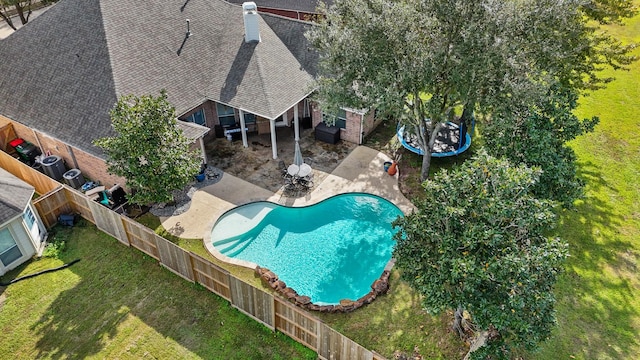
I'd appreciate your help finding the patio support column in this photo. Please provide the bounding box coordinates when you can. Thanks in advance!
[270,119,278,159]
[283,112,288,126]
[238,109,248,148]
[294,104,300,141]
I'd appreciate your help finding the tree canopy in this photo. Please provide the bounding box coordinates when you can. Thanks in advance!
[484,84,599,206]
[307,0,635,182]
[94,90,202,206]
[392,151,568,358]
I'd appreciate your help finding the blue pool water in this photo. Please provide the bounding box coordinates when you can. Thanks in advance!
[210,193,403,305]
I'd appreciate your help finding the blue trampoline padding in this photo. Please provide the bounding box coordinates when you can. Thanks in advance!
[397,123,472,157]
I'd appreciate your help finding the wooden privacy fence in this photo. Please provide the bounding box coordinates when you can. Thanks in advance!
[4,157,387,360]
[0,149,59,196]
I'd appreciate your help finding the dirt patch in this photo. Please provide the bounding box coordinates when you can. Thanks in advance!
[206,127,357,192]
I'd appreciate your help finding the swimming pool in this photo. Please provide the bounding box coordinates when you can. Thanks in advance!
[210,193,403,305]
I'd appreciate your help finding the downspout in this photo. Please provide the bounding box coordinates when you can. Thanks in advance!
[66,144,80,169]
[199,137,208,163]
[32,129,45,155]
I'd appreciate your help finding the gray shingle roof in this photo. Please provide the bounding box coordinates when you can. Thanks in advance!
[178,121,210,140]
[0,0,316,159]
[226,0,333,13]
[0,168,34,225]
[0,0,117,159]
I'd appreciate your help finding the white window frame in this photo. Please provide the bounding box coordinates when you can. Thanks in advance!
[216,103,236,127]
[322,109,347,129]
[183,108,206,126]
[0,227,23,267]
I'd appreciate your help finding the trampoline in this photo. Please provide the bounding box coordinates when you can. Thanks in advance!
[397,119,474,157]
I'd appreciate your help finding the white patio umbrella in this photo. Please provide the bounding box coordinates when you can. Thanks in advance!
[293,140,304,166]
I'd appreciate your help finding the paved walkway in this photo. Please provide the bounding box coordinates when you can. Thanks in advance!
[160,145,415,239]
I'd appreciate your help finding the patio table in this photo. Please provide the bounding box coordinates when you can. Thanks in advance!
[287,164,300,176]
[298,163,312,177]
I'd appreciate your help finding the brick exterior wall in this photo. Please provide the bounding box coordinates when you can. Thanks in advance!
[310,102,370,145]
[1,115,127,189]
[278,101,311,127]
[361,109,381,139]
[340,111,362,144]
[256,7,318,21]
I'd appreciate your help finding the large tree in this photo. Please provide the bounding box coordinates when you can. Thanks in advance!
[392,151,568,359]
[484,84,599,206]
[307,0,634,181]
[94,90,202,206]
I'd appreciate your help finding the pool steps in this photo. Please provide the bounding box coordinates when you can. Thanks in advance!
[212,235,255,257]
[211,202,277,244]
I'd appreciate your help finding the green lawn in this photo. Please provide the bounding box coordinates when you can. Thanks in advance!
[0,222,315,359]
[529,11,640,360]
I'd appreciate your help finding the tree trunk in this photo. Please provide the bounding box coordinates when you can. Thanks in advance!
[463,330,489,360]
[420,150,432,182]
[14,3,27,25]
[453,307,490,359]
[0,11,17,30]
[453,307,466,338]
[419,121,444,182]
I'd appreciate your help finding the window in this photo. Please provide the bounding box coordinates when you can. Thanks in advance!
[243,112,256,124]
[322,109,347,129]
[23,208,36,229]
[23,206,42,243]
[182,108,206,126]
[216,103,236,127]
[0,228,22,266]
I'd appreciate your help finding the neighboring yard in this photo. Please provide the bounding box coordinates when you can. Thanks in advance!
[529,12,640,359]
[0,223,315,359]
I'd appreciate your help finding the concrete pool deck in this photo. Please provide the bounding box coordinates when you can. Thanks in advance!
[159,145,416,240]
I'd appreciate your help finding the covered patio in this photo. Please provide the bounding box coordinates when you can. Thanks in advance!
[206,122,357,193]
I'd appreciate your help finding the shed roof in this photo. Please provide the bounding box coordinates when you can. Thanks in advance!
[0,168,34,225]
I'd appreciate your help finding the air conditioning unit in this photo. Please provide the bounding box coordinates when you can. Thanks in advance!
[63,169,85,189]
[41,155,66,181]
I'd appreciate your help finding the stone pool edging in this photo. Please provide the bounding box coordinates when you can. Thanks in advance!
[256,266,391,313]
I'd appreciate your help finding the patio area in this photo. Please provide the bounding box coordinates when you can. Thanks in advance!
[205,126,357,193]
[159,142,416,240]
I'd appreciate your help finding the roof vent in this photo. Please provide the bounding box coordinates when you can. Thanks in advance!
[242,2,260,43]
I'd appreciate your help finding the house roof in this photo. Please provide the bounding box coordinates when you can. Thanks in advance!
[0,0,317,159]
[226,0,333,13]
[0,168,34,226]
[178,121,210,140]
